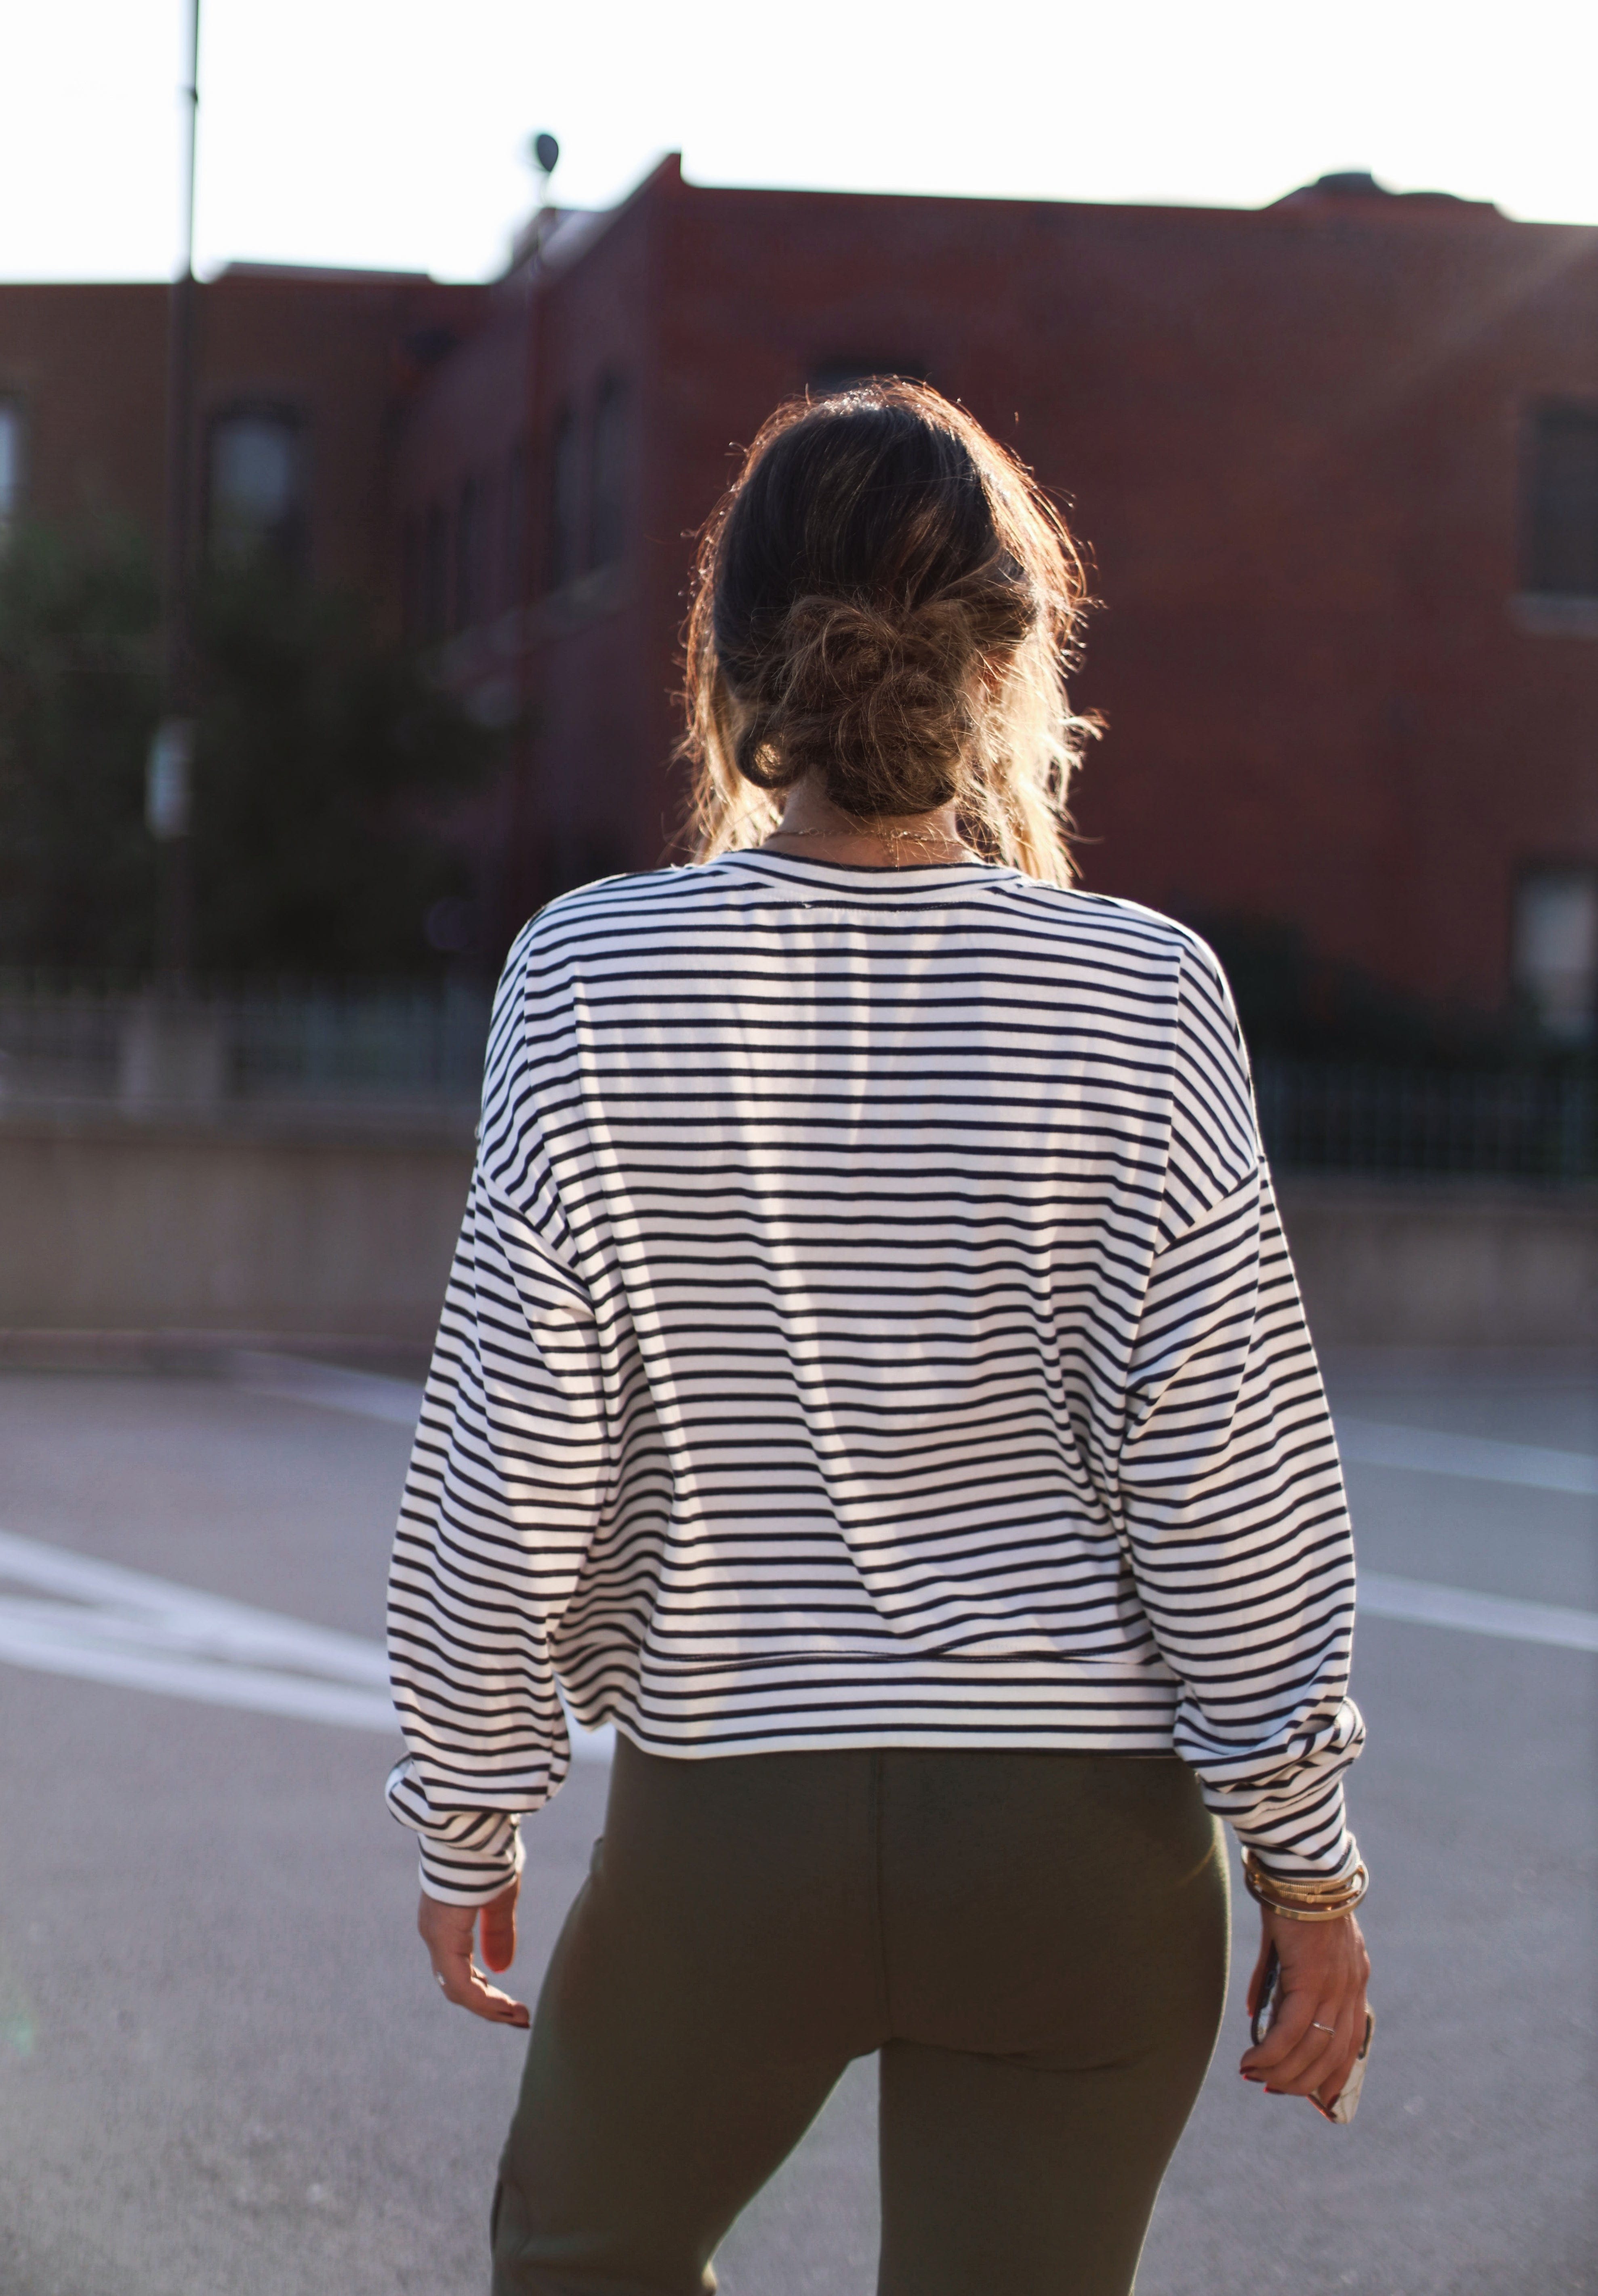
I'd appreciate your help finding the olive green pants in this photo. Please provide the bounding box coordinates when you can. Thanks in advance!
[492,1740,1228,2296]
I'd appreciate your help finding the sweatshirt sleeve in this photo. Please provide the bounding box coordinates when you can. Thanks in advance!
[1115,941,1364,1881]
[384,958,610,1905]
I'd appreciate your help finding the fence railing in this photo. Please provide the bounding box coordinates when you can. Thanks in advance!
[0,981,492,1116]
[4,985,1596,1176]
[1254,1059,1598,1182]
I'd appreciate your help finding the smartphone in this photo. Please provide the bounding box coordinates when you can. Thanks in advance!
[1251,1943,1374,2125]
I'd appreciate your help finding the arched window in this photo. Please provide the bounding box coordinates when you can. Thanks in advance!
[207,407,307,570]
[422,502,450,641]
[0,399,23,539]
[1514,867,1598,1041]
[455,473,486,632]
[547,402,580,593]
[504,440,527,609]
[589,374,630,570]
[1523,405,1598,600]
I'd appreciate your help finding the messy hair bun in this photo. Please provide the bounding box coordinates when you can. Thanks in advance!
[682,380,1092,882]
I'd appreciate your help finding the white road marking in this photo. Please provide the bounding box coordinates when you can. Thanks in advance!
[0,1606,400,1729]
[12,1363,1594,1734]
[1360,1570,1598,1652]
[1337,1417,1598,1497]
[0,1526,388,1678]
[0,1526,614,1755]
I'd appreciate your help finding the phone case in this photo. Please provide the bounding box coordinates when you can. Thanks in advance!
[1316,2010,1375,2125]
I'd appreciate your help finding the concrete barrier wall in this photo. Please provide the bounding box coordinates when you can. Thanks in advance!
[1278,1179,1598,1348]
[5,1116,1598,1351]
[0,1113,474,1346]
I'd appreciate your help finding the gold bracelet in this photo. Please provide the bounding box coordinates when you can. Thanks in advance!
[1243,1853,1368,1920]
[1240,1855,1368,1910]
[1245,1878,1367,1920]
[1243,1858,1367,1905]
[1249,1870,1367,1906]
[1243,1846,1365,1896]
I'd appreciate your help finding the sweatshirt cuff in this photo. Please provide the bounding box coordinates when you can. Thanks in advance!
[385,1755,528,1906]
[417,1813,526,1907]
[1235,1778,1360,1886]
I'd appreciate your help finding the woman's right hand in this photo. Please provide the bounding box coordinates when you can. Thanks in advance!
[417,1877,531,2027]
[1241,1907,1371,2109]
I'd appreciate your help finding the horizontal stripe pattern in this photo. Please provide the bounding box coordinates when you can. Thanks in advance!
[386,852,1362,1902]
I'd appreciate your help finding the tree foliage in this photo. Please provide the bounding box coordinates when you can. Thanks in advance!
[188,564,491,975]
[0,521,160,973]
[0,520,494,979]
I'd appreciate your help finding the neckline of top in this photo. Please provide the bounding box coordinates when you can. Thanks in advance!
[717,848,1015,886]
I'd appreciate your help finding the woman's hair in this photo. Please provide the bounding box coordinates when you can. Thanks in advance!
[681,379,1093,883]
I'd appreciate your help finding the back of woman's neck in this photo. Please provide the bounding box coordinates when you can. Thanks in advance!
[761,790,971,869]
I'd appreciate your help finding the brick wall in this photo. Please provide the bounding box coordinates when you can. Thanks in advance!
[463,164,1598,1015]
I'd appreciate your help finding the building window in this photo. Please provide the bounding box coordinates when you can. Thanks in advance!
[455,473,486,633]
[1523,406,1598,600]
[207,408,306,569]
[402,514,423,645]
[589,375,629,571]
[0,398,23,538]
[547,402,581,593]
[422,503,449,642]
[1513,867,1598,1040]
[504,440,527,609]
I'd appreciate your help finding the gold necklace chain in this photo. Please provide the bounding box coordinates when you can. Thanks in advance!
[761,825,976,866]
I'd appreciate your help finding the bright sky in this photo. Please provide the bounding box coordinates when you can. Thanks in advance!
[3,0,1597,284]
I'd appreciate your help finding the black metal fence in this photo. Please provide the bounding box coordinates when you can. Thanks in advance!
[1254,1059,1598,1183]
[4,978,1596,1179]
[0,979,492,1115]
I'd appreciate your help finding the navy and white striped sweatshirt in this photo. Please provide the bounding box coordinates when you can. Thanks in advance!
[386,851,1363,1904]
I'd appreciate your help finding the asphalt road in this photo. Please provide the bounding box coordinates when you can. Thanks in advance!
[0,1353,1593,2296]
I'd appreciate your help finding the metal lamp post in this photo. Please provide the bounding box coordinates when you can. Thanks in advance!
[121,0,223,1111]
[148,0,202,988]
[503,132,558,932]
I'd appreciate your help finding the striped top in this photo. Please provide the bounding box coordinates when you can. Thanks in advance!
[386,851,1363,1905]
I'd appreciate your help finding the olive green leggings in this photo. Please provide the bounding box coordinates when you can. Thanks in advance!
[492,1739,1229,2296]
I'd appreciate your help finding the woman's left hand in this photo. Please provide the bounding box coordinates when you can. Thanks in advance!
[418,1877,531,2027]
[1241,1906,1369,2108]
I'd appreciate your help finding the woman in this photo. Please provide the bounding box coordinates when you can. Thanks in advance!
[386,381,1371,2296]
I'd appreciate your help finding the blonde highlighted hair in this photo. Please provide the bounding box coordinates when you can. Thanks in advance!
[681,380,1093,884]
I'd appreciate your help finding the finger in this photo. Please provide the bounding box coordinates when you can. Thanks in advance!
[430,1942,530,2027]
[1250,2005,1341,2089]
[1257,2003,1358,2096]
[1243,1981,1358,2083]
[1267,2037,1346,2098]
[417,1892,477,1959]
[1241,1982,1320,2073]
[479,1883,519,1975]
[417,1892,528,2027]
[1244,1932,1273,2022]
[1312,2041,1363,2113]
[426,1934,478,2006]
[1312,2006,1369,2111]
[458,1962,531,2027]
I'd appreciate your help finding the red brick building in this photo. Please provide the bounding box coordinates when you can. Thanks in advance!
[7,164,1598,1028]
[395,158,1598,1030]
[0,265,482,606]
